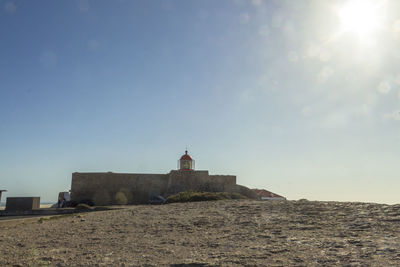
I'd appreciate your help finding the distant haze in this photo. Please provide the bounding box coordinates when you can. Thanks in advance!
[0,1,399,204]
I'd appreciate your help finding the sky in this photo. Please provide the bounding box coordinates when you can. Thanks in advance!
[1,0,400,204]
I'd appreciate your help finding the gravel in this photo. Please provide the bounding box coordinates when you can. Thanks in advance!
[0,199,399,266]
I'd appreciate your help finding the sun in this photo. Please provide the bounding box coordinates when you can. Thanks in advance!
[339,0,383,38]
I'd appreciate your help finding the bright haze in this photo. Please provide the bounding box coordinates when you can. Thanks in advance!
[1,0,399,204]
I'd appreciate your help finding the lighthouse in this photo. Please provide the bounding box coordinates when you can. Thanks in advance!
[179,150,195,171]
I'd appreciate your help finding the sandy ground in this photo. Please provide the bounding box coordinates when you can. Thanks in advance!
[0,199,399,266]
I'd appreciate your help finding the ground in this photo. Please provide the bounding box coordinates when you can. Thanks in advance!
[0,199,399,266]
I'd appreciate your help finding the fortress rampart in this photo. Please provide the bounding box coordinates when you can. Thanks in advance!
[71,170,239,205]
[70,151,260,205]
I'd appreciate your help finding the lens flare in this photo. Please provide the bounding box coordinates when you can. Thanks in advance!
[339,0,382,38]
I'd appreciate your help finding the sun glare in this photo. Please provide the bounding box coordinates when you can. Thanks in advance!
[339,0,382,38]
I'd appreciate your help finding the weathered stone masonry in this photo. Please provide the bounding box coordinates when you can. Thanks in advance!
[70,170,250,205]
[70,151,260,205]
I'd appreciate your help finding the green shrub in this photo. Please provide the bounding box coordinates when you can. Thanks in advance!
[165,191,247,204]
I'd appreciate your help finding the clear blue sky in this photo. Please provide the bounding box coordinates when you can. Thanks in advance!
[1,0,399,204]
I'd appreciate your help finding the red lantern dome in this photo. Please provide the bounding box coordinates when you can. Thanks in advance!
[179,150,195,170]
[180,150,193,161]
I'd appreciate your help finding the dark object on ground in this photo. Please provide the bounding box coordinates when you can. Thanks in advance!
[149,195,166,205]
[165,191,247,204]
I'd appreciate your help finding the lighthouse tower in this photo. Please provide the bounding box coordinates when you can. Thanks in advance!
[179,150,195,171]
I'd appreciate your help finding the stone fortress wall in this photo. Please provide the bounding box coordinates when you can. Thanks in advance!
[71,172,169,205]
[71,170,258,205]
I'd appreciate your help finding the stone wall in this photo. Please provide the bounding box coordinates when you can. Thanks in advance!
[209,175,237,191]
[71,172,169,205]
[6,197,40,211]
[71,170,238,205]
[167,171,236,195]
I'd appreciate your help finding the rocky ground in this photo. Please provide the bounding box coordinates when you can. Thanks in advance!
[0,199,399,266]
